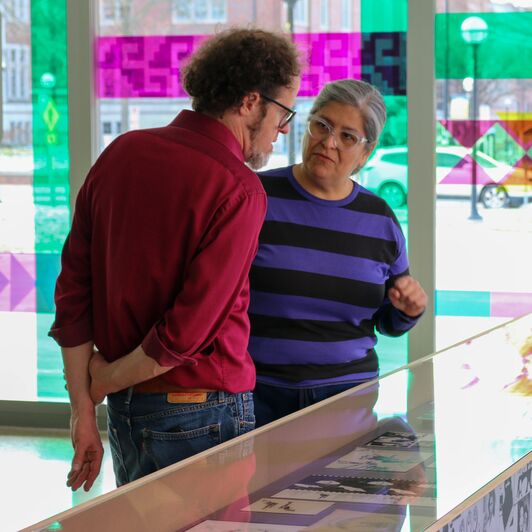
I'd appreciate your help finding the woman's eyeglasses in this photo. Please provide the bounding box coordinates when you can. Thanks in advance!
[307,116,368,150]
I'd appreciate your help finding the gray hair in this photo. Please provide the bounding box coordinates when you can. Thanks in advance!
[309,79,386,148]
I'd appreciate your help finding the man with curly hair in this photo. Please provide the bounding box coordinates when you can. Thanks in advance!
[49,28,301,489]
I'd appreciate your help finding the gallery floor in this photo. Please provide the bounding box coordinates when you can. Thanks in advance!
[0,427,115,531]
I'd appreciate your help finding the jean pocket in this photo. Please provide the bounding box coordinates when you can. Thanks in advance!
[142,423,221,470]
[107,422,129,486]
[238,419,255,436]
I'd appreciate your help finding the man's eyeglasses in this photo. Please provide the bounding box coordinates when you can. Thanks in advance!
[261,94,297,129]
[307,116,368,151]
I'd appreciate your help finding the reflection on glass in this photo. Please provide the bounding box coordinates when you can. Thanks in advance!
[24,315,532,532]
[435,6,532,349]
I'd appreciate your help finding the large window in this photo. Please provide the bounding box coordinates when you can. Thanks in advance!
[434,1,532,349]
[0,0,70,401]
[0,0,412,403]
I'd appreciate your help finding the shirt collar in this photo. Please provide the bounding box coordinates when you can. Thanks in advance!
[169,110,245,163]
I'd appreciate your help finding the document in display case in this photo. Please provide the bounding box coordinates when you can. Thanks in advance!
[25,314,531,532]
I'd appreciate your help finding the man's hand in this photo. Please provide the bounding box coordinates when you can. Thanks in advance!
[89,351,110,405]
[67,408,104,492]
[388,275,427,317]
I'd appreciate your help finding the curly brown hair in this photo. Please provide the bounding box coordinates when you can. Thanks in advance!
[182,28,301,117]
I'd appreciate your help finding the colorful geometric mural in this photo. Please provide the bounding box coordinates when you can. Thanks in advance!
[360,32,406,96]
[439,119,532,187]
[97,32,406,99]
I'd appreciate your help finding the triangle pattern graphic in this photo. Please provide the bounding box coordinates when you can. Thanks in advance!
[0,270,8,295]
[439,120,496,148]
[439,154,496,185]
[500,154,532,186]
[499,120,532,150]
[10,254,36,311]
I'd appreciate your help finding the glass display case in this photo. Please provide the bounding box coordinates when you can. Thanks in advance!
[25,314,531,532]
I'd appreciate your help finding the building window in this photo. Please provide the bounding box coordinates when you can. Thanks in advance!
[293,0,308,26]
[320,0,329,29]
[5,45,30,102]
[172,0,227,23]
[6,0,30,22]
[100,0,130,25]
[102,122,112,135]
[341,0,352,31]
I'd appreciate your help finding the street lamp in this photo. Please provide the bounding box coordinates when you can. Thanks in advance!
[461,16,488,221]
[284,0,298,165]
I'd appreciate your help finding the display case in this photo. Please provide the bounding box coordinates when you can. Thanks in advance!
[25,315,531,532]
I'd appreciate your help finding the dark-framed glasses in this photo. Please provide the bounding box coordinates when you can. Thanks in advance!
[307,116,368,150]
[261,94,297,129]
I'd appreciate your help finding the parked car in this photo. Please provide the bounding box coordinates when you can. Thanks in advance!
[358,146,531,209]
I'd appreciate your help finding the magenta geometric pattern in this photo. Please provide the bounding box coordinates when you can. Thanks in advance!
[440,120,497,149]
[97,33,368,98]
[293,33,362,96]
[439,119,532,186]
[0,253,36,312]
[438,154,495,186]
[98,35,209,98]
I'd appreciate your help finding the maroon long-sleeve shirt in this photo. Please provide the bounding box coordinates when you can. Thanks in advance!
[49,111,266,393]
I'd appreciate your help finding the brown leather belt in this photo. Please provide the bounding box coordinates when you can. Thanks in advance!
[132,375,214,394]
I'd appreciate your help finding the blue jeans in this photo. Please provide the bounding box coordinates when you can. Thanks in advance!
[106,388,255,486]
[253,381,360,428]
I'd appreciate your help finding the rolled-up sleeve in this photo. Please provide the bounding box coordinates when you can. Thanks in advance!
[48,182,94,347]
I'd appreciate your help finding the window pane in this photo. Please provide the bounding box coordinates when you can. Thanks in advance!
[0,0,70,401]
[435,4,532,349]
[91,0,410,411]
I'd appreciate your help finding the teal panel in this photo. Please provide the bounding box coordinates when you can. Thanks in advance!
[435,12,532,79]
[376,332,408,376]
[31,0,70,401]
[435,290,491,317]
[361,0,407,33]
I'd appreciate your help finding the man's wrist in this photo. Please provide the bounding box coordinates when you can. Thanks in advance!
[70,399,96,416]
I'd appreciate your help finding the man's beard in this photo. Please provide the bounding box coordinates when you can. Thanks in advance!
[246,106,271,170]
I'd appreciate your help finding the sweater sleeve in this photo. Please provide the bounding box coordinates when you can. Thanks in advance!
[141,191,266,367]
[374,218,421,337]
[48,181,94,347]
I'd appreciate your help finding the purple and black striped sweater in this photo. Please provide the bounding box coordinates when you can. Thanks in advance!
[248,165,420,388]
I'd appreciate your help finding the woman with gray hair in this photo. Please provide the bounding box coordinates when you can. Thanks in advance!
[248,79,427,427]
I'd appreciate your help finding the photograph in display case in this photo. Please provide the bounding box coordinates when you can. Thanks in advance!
[325,447,432,472]
[365,430,435,449]
[275,473,435,506]
[242,498,333,515]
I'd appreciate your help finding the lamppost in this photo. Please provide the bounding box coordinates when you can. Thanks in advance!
[284,0,298,165]
[460,16,488,221]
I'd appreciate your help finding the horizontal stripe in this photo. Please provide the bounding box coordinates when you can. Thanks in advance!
[260,173,303,200]
[260,221,397,264]
[436,290,491,317]
[256,371,379,387]
[250,313,375,342]
[254,349,378,382]
[490,291,532,318]
[248,291,378,322]
[266,196,399,241]
[249,335,375,365]
[250,266,385,308]
[254,245,390,284]
[345,187,399,222]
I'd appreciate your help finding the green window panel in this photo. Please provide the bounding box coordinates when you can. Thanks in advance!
[435,12,532,79]
[31,0,70,400]
[361,0,407,32]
